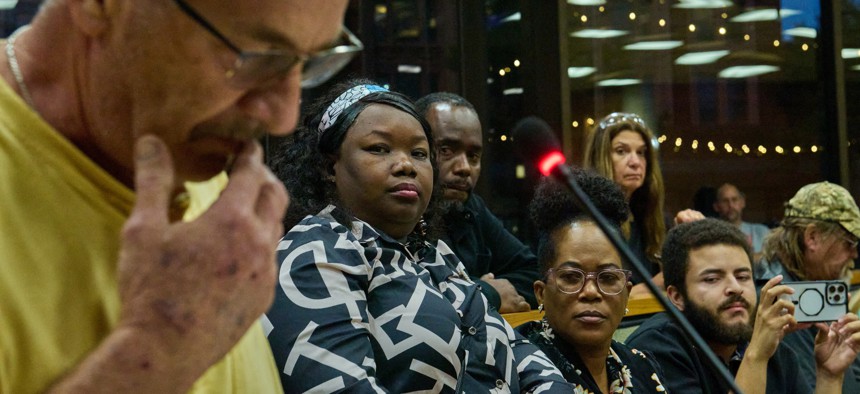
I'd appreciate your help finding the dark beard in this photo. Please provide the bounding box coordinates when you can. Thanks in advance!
[683,295,754,346]
[439,199,466,216]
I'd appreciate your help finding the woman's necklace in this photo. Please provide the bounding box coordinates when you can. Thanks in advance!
[5,25,35,108]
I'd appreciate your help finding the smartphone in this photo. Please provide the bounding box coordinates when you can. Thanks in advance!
[782,281,848,323]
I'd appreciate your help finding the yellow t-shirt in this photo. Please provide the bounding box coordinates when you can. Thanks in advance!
[0,77,282,393]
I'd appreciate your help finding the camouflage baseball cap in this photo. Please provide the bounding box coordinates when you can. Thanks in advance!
[784,181,860,238]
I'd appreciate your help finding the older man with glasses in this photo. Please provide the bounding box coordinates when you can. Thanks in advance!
[0,0,358,392]
[754,181,860,393]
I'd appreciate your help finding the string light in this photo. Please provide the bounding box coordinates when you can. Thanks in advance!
[719,27,726,35]
[650,133,821,157]
[581,15,588,23]
[576,111,823,158]
[744,34,751,41]
[629,12,636,21]
[689,24,696,32]
[659,19,666,27]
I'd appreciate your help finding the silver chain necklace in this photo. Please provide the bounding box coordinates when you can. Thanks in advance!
[5,25,35,108]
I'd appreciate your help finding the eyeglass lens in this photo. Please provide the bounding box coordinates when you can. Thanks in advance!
[837,231,859,248]
[227,40,361,89]
[554,269,627,295]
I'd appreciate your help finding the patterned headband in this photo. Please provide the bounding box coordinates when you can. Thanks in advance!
[318,84,388,133]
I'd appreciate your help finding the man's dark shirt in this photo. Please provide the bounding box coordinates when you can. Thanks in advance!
[626,313,809,394]
[442,193,539,309]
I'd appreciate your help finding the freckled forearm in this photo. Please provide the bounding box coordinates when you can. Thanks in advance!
[47,325,201,394]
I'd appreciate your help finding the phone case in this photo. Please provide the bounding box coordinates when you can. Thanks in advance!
[784,281,848,323]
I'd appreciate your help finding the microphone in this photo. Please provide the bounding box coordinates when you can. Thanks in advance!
[512,116,561,170]
[535,151,745,394]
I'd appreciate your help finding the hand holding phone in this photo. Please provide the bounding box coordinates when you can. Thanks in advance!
[782,281,848,323]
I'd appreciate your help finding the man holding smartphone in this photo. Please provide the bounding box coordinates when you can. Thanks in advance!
[627,219,860,394]
[755,181,860,392]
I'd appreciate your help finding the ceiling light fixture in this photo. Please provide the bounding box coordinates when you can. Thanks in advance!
[784,27,817,39]
[623,40,684,50]
[718,65,780,78]
[730,9,801,23]
[570,29,629,39]
[566,0,606,5]
[500,12,521,23]
[568,67,597,78]
[673,0,732,9]
[842,48,860,59]
[597,78,642,87]
[675,50,730,65]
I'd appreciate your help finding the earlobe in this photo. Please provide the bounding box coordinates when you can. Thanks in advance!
[69,0,112,36]
[667,285,685,311]
[803,224,819,251]
[533,281,545,305]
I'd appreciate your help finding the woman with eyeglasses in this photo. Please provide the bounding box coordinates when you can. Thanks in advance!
[517,169,668,393]
[265,79,573,393]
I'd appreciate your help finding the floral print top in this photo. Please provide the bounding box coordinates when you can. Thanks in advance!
[517,319,668,394]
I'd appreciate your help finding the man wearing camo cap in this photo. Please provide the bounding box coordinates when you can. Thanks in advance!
[755,181,860,393]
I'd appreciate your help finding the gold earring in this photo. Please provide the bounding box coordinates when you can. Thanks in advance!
[624,307,629,315]
[538,304,544,312]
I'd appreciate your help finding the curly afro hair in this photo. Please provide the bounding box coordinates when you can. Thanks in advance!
[529,167,629,274]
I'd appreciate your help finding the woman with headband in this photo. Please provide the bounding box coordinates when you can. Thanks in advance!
[265,79,572,392]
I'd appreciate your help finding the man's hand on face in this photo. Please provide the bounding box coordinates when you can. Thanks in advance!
[117,135,288,377]
[480,273,531,313]
[813,313,860,378]
[747,275,797,361]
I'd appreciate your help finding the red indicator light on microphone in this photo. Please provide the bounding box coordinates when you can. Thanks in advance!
[538,151,566,176]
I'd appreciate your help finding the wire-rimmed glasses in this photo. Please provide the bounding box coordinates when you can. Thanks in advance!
[173,0,364,89]
[834,229,860,249]
[545,267,632,295]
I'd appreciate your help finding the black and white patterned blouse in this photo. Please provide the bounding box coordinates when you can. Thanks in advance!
[265,206,573,393]
[517,320,667,394]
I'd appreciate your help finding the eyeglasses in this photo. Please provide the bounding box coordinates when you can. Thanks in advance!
[545,267,632,295]
[173,0,363,89]
[597,112,646,131]
[834,230,859,249]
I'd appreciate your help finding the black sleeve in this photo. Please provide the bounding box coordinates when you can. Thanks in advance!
[472,195,540,307]
[626,316,707,394]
